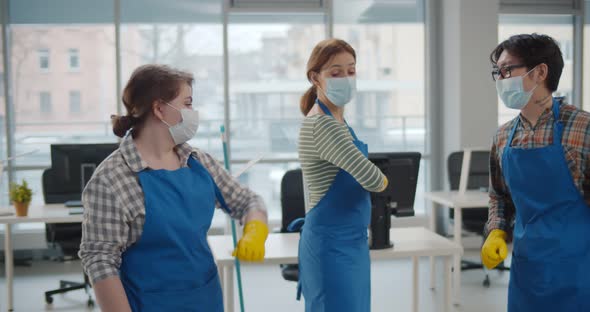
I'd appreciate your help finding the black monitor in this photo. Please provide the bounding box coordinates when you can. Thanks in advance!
[44,143,118,205]
[368,152,421,249]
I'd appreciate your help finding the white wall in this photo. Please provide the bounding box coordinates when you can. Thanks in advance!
[430,0,500,234]
[442,0,499,157]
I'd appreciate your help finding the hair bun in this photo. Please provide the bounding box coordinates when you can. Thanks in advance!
[111,115,136,138]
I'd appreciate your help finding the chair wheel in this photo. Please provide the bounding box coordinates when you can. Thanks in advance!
[46,296,54,304]
[483,276,491,288]
[87,299,95,308]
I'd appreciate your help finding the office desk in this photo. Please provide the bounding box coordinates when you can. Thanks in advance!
[209,227,462,312]
[424,190,489,304]
[0,204,81,312]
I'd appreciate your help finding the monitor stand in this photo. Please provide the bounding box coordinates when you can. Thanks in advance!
[369,198,394,250]
[65,163,96,208]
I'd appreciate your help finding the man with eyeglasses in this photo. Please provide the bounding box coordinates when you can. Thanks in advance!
[482,33,590,312]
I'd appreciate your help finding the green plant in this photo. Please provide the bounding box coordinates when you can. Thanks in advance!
[9,179,33,204]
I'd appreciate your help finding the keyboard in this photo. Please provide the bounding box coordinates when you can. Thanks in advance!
[64,200,83,207]
[68,207,84,215]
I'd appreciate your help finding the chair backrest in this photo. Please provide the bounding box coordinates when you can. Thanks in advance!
[447,150,490,191]
[447,150,490,233]
[280,169,306,233]
[42,168,83,257]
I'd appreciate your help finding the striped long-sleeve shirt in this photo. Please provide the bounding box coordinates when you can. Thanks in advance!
[485,99,590,241]
[298,114,387,210]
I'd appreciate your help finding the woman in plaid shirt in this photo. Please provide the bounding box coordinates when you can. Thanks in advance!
[79,64,269,311]
[482,34,590,312]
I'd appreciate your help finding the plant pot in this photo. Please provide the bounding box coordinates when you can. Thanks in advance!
[14,201,30,217]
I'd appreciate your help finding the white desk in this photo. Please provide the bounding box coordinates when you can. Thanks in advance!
[0,204,81,312]
[209,227,462,312]
[424,190,489,304]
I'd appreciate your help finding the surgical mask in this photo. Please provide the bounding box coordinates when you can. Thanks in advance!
[161,103,199,145]
[496,67,538,110]
[319,77,357,107]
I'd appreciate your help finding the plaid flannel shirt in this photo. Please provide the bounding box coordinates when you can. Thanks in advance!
[485,99,590,240]
[79,134,265,284]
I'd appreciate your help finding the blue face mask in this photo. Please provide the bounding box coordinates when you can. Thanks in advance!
[320,77,357,107]
[496,67,538,110]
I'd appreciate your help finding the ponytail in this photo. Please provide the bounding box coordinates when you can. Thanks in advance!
[300,85,317,116]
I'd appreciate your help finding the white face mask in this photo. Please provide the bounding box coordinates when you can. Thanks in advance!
[496,67,538,110]
[318,77,357,107]
[161,103,199,145]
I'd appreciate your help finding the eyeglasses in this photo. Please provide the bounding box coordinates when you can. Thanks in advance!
[491,64,527,81]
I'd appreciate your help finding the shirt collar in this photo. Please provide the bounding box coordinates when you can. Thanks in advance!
[517,98,560,130]
[518,108,552,130]
[120,134,195,173]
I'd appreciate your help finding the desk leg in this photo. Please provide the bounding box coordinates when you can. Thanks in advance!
[223,265,235,312]
[453,207,462,305]
[218,264,225,305]
[429,204,437,290]
[443,256,452,312]
[412,256,419,312]
[5,223,14,312]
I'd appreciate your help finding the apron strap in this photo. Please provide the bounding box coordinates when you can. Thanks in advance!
[213,183,232,215]
[551,97,564,146]
[286,217,306,301]
[188,156,232,214]
[315,99,360,142]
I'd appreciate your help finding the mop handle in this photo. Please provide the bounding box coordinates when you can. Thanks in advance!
[220,125,246,312]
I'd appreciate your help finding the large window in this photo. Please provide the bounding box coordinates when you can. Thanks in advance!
[498,15,575,125]
[0,26,6,207]
[334,0,427,214]
[9,0,117,206]
[2,0,429,221]
[228,14,326,219]
[120,0,224,158]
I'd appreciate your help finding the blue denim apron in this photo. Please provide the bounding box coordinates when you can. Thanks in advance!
[120,156,230,311]
[503,98,590,312]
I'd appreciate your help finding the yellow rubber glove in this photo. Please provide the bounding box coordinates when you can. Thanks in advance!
[233,220,269,262]
[378,176,389,192]
[481,229,508,269]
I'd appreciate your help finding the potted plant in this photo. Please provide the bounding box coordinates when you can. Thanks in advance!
[9,179,32,217]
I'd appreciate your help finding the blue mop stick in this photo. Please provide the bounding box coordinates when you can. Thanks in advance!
[220,125,246,312]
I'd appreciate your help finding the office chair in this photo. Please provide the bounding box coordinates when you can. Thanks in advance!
[447,150,509,287]
[279,169,306,282]
[42,169,94,307]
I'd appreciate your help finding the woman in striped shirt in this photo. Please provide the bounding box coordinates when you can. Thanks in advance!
[294,39,388,312]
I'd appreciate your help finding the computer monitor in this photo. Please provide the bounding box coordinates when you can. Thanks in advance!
[368,152,421,249]
[45,143,118,205]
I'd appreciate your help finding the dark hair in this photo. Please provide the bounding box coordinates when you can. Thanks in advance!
[112,64,194,138]
[301,39,356,116]
[490,33,564,92]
